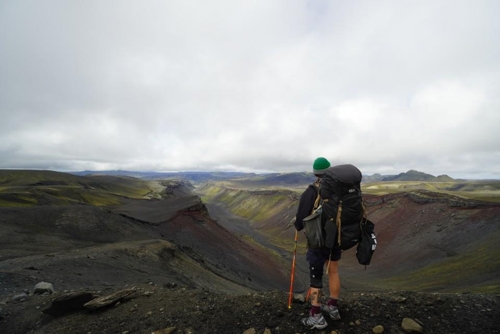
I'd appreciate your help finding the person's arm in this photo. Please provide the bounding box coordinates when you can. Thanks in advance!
[294,185,317,231]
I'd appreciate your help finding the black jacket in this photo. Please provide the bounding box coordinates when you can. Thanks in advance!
[294,183,319,231]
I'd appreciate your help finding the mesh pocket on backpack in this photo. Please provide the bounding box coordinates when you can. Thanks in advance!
[303,207,326,249]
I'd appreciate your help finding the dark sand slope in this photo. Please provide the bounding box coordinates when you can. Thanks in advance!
[1,196,288,296]
[110,196,289,292]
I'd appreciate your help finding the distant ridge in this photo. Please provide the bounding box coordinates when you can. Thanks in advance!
[72,169,457,183]
[363,170,454,182]
[382,169,454,182]
[362,173,384,182]
[72,170,253,182]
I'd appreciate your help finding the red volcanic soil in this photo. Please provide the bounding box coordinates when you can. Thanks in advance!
[336,191,500,292]
[110,197,289,292]
[249,189,500,293]
[363,192,500,269]
[153,208,289,292]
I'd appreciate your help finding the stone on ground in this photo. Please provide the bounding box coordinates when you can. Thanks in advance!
[33,282,54,295]
[152,327,176,334]
[402,317,424,333]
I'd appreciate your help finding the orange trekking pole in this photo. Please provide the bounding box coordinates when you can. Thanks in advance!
[288,229,298,308]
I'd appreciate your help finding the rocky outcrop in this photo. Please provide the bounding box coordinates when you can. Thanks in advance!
[83,288,138,311]
[180,200,207,213]
[406,190,497,207]
[160,180,195,199]
[43,291,96,316]
[364,190,499,208]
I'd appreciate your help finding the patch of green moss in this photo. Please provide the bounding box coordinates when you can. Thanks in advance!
[379,234,500,292]
[79,192,121,206]
[362,180,500,203]
[240,235,284,260]
[229,193,290,222]
[0,193,39,206]
[0,171,159,207]
[0,199,34,207]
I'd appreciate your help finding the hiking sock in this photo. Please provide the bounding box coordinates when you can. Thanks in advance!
[327,298,338,307]
[310,305,321,315]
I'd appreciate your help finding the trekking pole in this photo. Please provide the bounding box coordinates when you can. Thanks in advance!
[288,229,298,309]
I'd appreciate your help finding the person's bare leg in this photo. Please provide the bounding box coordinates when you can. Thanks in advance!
[308,287,323,306]
[302,287,327,329]
[326,260,340,299]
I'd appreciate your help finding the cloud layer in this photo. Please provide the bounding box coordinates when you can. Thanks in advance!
[1,0,499,178]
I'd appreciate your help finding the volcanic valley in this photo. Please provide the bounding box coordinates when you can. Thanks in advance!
[0,170,499,334]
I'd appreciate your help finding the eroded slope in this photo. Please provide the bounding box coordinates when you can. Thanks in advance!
[198,183,500,293]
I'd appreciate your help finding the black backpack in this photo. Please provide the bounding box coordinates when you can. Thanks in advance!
[320,164,365,250]
[301,164,377,266]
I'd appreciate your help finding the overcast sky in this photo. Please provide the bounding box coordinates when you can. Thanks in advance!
[1,1,499,179]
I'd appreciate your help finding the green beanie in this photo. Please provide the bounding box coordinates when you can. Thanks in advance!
[313,157,330,175]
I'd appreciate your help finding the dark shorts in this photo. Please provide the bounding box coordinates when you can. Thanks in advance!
[306,247,342,266]
[306,247,342,288]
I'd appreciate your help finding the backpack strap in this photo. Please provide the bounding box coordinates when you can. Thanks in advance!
[323,198,344,247]
[312,180,322,214]
[336,200,343,247]
[359,200,368,224]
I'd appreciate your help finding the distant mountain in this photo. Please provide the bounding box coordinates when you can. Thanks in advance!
[362,173,384,182]
[72,170,253,182]
[380,169,454,182]
[241,172,315,186]
[72,169,456,184]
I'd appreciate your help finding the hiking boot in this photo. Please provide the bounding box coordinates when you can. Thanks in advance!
[300,312,328,329]
[321,303,341,320]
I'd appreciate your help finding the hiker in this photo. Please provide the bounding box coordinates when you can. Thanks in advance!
[294,157,341,330]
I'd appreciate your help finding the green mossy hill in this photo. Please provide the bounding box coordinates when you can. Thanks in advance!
[198,183,299,224]
[363,180,500,203]
[0,170,160,207]
[232,172,315,188]
[0,170,86,187]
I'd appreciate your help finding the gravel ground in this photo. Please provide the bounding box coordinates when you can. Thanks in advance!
[1,283,499,334]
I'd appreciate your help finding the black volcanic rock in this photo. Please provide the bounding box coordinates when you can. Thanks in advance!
[42,292,96,316]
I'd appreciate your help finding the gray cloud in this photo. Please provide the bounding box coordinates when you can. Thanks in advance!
[1,0,499,178]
